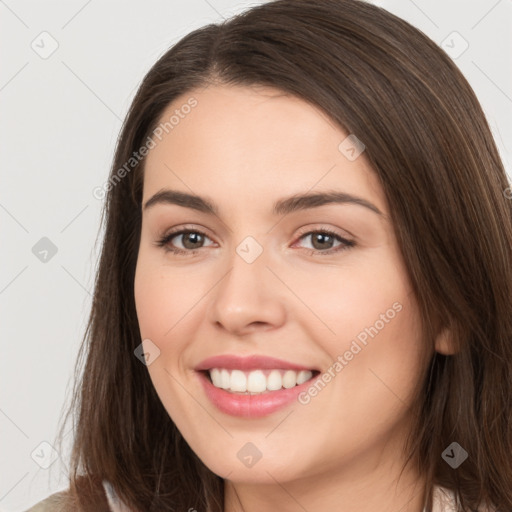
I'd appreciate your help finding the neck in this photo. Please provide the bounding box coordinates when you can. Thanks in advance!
[224,451,426,512]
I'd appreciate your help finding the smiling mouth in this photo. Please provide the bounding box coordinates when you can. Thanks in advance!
[200,368,321,395]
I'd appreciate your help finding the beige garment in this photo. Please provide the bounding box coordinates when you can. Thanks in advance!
[107,484,497,511]
[22,481,126,512]
[102,480,132,512]
[24,482,493,511]
[23,490,68,512]
[432,486,458,512]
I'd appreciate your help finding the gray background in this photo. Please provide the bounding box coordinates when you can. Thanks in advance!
[1,0,511,510]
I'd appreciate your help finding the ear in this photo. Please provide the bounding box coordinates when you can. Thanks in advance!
[434,326,457,355]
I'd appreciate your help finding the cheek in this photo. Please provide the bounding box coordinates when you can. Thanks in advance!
[300,253,423,404]
[321,289,423,420]
[134,257,199,344]
[134,259,204,420]
[299,253,413,351]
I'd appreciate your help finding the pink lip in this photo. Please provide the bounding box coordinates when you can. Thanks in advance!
[194,355,319,417]
[194,354,317,372]
[196,371,317,418]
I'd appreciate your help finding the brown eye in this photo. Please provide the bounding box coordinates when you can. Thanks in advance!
[178,232,205,249]
[295,229,356,256]
[310,232,336,250]
[156,229,214,255]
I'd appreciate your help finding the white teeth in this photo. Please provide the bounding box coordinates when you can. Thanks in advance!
[282,370,297,389]
[230,370,247,392]
[220,369,230,389]
[297,370,311,385]
[207,368,314,393]
[210,368,222,388]
[247,370,267,392]
[267,370,282,391]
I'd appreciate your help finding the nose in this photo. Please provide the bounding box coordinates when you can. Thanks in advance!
[207,242,287,336]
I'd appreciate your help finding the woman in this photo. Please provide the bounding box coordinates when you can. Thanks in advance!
[27,0,512,510]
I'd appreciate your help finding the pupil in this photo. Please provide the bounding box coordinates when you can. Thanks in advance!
[181,232,334,250]
[313,233,332,250]
[184,233,202,248]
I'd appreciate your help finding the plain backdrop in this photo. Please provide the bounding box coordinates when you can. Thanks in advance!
[1,0,511,510]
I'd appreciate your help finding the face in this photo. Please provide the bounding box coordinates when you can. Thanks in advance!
[134,84,426,486]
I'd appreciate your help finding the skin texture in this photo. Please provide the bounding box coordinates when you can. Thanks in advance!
[134,84,447,511]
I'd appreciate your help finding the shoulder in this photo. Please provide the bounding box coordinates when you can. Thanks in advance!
[433,485,498,512]
[433,485,458,512]
[102,480,132,511]
[23,490,69,512]
[24,479,117,512]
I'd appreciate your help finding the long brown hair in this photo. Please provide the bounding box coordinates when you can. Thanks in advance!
[54,0,512,510]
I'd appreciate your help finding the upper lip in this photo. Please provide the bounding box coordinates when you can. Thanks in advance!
[195,354,318,372]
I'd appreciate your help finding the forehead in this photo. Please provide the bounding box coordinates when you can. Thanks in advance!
[142,84,387,217]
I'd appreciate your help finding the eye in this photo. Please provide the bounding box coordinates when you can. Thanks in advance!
[155,228,214,255]
[294,228,356,256]
[155,227,356,256]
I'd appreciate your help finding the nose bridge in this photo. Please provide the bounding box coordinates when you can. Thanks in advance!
[217,235,268,307]
[208,233,285,333]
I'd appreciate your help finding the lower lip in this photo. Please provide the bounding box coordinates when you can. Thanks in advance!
[196,371,316,418]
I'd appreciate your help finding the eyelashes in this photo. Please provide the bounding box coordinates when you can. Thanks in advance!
[156,229,214,256]
[294,229,356,255]
[155,227,356,257]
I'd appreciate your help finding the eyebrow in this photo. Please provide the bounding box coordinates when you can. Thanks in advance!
[143,188,384,217]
